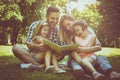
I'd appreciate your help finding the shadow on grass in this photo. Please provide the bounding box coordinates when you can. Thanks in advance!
[0,56,74,80]
[0,55,120,80]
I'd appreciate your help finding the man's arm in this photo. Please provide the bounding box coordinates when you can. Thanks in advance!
[26,21,45,51]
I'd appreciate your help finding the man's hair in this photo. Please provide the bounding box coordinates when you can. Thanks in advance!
[47,6,59,15]
[72,19,88,31]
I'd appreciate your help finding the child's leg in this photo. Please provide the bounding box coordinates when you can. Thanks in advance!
[81,57,97,73]
[34,52,45,68]
[52,54,58,69]
[82,57,104,80]
[70,51,82,64]
[44,50,52,69]
[52,54,66,73]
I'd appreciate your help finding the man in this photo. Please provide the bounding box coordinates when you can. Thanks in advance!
[12,6,62,68]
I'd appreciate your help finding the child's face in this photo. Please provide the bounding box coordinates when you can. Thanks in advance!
[73,25,84,36]
[40,26,50,37]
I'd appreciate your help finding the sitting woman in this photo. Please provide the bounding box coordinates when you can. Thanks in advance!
[31,22,66,73]
[59,14,120,80]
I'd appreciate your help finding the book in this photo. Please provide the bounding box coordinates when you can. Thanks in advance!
[43,38,78,54]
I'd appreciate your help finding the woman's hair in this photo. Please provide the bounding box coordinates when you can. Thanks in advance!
[34,22,49,36]
[72,19,88,31]
[59,14,75,44]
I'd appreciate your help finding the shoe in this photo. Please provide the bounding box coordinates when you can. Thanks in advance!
[58,64,71,70]
[93,72,105,80]
[20,63,39,69]
[110,71,120,80]
[53,68,66,73]
[44,66,55,72]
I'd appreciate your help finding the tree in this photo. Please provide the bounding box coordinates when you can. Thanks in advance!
[98,0,120,47]
[0,0,68,44]
[71,2,102,33]
[0,0,23,44]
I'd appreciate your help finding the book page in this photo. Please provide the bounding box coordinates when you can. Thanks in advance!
[43,38,78,54]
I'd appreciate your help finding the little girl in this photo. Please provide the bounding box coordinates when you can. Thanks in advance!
[32,22,66,73]
[71,19,104,80]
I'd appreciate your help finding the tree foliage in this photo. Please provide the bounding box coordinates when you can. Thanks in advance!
[98,0,120,47]
[72,2,102,33]
[0,0,68,44]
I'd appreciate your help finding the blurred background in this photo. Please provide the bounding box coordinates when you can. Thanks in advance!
[0,0,120,48]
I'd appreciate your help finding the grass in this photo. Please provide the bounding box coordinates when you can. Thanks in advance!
[0,45,120,80]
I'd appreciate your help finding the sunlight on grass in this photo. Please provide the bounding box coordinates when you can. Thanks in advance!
[0,45,27,56]
[96,47,120,57]
[0,45,13,56]
[0,45,120,80]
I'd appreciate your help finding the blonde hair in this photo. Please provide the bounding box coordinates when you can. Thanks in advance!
[59,14,75,44]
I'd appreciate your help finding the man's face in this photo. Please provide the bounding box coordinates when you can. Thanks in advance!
[46,12,59,28]
[62,19,74,32]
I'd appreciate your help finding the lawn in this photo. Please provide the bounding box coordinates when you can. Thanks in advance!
[0,45,120,80]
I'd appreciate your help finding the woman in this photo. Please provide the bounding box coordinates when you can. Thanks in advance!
[59,14,120,80]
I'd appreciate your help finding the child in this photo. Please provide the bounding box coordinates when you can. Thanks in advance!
[32,22,66,73]
[71,19,104,80]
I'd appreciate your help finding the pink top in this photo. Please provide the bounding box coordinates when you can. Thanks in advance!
[75,33,96,58]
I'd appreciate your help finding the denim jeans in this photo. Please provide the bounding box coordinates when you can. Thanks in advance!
[68,55,113,74]
[95,55,113,74]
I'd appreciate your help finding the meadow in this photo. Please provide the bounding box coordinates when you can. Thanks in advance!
[0,45,120,80]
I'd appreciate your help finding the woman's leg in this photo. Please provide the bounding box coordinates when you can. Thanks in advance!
[70,51,82,64]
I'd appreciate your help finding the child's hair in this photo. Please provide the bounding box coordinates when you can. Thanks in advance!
[35,22,49,36]
[72,19,88,31]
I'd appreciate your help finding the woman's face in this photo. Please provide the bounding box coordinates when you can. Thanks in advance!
[40,26,50,37]
[62,19,74,32]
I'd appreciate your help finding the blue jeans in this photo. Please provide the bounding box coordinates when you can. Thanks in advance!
[68,55,113,74]
[95,55,113,74]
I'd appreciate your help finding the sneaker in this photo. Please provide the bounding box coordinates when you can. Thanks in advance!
[44,66,55,72]
[20,63,39,69]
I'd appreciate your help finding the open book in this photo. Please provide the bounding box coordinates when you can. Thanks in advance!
[43,38,78,54]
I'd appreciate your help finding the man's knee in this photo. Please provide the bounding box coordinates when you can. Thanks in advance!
[12,44,25,56]
[12,44,19,54]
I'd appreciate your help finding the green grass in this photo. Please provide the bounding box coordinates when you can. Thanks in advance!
[0,45,120,80]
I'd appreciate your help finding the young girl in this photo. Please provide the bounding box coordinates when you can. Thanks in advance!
[71,19,105,80]
[32,22,66,73]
